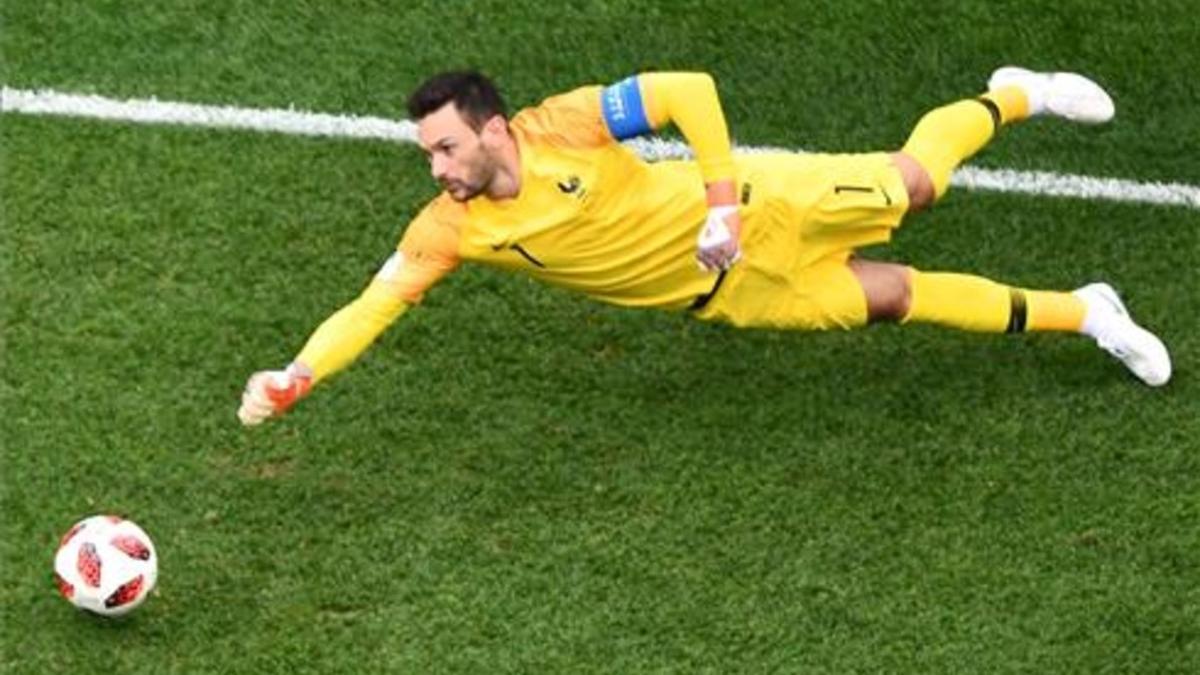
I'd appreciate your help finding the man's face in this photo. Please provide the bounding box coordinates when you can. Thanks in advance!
[416,103,501,202]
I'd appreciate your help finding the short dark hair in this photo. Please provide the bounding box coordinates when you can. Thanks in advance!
[406,71,507,131]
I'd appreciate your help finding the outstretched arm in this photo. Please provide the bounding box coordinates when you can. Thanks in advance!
[236,279,410,426]
[601,72,740,270]
[238,207,460,426]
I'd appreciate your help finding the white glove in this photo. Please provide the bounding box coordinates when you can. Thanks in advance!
[238,364,312,426]
[696,206,742,272]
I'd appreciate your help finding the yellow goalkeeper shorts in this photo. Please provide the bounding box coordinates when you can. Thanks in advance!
[696,152,911,330]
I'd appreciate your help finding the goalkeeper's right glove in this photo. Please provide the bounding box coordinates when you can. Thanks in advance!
[238,363,313,426]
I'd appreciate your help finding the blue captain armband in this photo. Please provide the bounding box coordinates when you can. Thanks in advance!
[601,76,653,140]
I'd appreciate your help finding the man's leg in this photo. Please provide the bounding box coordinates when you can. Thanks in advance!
[848,259,1172,387]
[849,260,1083,331]
[893,67,1115,211]
[842,68,1170,386]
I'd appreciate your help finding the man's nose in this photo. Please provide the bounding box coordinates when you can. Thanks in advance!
[430,154,449,180]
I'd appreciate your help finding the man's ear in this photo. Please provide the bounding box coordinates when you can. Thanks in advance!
[481,114,508,139]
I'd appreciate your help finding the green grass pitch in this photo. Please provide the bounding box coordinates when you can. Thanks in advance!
[2,1,1197,672]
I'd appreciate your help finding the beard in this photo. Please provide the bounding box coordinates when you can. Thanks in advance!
[440,152,496,202]
[441,178,484,202]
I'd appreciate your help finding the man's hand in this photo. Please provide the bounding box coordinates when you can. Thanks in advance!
[238,363,313,426]
[696,205,742,272]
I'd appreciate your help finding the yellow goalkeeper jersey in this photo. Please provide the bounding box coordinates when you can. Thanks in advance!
[390,83,727,311]
[294,73,751,381]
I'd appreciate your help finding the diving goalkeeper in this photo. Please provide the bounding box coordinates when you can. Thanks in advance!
[239,66,1171,425]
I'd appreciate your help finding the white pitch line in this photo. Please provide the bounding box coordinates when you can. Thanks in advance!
[0,86,418,142]
[4,86,1199,211]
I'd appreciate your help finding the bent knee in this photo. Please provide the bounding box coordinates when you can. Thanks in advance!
[849,259,913,323]
[891,152,936,212]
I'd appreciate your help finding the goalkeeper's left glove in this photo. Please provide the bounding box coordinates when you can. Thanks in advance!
[696,205,742,272]
[238,363,313,426]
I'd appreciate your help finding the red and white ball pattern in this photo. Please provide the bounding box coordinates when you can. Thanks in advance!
[53,515,157,616]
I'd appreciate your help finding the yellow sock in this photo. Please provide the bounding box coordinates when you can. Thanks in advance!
[904,270,1085,333]
[983,85,1031,124]
[904,271,1011,332]
[900,86,1031,199]
[1023,289,1086,332]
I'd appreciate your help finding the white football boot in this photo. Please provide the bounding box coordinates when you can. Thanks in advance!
[988,66,1115,124]
[1073,283,1171,386]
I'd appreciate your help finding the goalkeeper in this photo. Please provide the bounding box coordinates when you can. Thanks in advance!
[239,67,1171,425]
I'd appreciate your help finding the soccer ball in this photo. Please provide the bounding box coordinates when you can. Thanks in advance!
[53,515,158,616]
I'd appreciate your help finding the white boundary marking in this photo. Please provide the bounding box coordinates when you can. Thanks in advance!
[0,87,418,142]
[3,86,1198,210]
